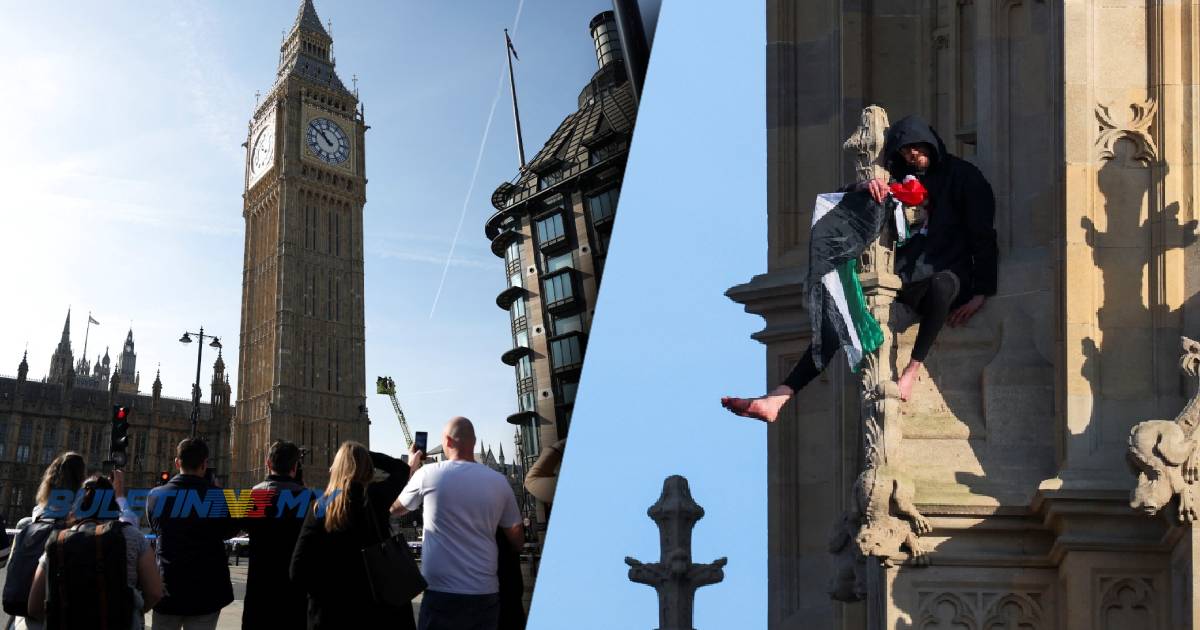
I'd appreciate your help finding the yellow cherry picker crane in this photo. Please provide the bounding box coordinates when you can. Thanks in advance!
[375,376,414,449]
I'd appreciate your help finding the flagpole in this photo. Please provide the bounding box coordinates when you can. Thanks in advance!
[82,311,92,367]
[505,29,527,168]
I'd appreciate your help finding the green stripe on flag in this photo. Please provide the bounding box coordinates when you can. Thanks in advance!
[836,258,883,372]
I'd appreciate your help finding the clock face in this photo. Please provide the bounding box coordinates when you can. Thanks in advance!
[306,117,350,165]
[250,125,274,176]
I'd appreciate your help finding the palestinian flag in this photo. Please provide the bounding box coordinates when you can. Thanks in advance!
[806,192,889,372]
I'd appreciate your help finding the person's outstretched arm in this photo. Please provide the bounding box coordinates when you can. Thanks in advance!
[389,444,426,516]
[367,450,411,514]
[524,439,566,504]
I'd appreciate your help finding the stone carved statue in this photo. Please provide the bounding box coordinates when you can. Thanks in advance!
[828,107,932,602]
[830,355,931,601]
[1127,336,1200,523]
[626,475,727,630]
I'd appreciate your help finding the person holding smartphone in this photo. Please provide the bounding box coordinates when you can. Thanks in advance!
[391,417,523,630]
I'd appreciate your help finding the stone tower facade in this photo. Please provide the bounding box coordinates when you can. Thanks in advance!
[46,310,73,385]
[116,328,138,394]
[728,2,1200,628]
[231,0,369,489]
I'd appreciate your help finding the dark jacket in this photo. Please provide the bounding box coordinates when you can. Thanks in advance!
[883,115,998,305]
[497,528,526,630]
[148,473,241,616]
[242,473,308,630]
[290,452,415,630]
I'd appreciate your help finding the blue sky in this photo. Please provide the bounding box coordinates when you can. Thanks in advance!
[0,0,618,459]
[527,2,768,628]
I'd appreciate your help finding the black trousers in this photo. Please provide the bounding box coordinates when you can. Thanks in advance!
[781,271,959,392]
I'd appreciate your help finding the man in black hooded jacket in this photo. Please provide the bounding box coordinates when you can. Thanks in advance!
[723,115,998,420]
[242,440,307,630]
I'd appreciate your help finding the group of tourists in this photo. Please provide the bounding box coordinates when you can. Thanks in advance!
[2,415,525,630]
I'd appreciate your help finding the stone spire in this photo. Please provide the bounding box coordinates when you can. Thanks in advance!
[118,328,137,383]
[17,350,28,383]
[275,0,351,95]
[152,368,162,400]
[292,0,331,39]
[47,309,74,384]
[211,348,231,411]
[625,476,726,630]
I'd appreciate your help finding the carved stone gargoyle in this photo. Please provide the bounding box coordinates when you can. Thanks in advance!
[1127,336,1200,523]
[829,355,932,602]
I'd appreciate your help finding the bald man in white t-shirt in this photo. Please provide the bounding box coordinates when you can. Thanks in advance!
[392,417,523,630]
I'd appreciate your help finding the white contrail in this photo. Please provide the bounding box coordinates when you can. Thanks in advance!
[430,0,527,318]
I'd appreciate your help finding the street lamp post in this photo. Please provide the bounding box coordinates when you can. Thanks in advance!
[179,327,222,438]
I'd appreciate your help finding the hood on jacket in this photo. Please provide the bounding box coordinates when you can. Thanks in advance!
[883,115,949,175]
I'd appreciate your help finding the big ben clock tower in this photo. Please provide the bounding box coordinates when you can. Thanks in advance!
[233,0,369,488]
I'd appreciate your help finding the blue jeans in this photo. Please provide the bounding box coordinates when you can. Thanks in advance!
[417,591,500,630]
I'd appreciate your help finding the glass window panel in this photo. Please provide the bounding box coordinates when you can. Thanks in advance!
[557,379,579,405]
[550,336,583,370]
[543,273,574,306]
[546,252,573,273]
[505,240,522,266]
[587,188,619,221]
[510,298,526,321]
[538,169,564,191]
[515,330,530,348]
[509,270,523,288]
[521,423,540,460]
[536,213,565,244]
[552,313,583,336]
[516,356,533,381]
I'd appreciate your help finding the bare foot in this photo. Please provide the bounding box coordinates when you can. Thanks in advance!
[897,360,922,401]
[721,386,794,422]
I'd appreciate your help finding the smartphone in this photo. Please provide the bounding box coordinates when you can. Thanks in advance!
[414,431,428,454]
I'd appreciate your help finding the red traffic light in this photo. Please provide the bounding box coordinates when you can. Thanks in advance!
[159,471,170,484]
[116,407,127,420]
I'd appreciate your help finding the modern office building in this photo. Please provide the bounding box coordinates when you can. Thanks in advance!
[485,11,638,519]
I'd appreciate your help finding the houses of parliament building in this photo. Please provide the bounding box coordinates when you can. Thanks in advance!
[0,311,232,525]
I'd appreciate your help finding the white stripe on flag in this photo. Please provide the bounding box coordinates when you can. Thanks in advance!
[892,198,907,242]
[821,268,863,368]
[811,193,845,225]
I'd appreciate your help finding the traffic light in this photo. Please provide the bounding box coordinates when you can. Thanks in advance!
[158,471,170,485]
[110,405,129,468]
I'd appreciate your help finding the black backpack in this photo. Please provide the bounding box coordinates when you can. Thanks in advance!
[44,520,134,630]
[2,516,66,616]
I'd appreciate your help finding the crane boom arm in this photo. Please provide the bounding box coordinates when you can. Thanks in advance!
[375,376,414,449]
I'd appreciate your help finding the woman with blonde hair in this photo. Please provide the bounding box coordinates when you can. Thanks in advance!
[291,441,421,629]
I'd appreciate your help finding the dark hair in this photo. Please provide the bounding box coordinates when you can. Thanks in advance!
[268,440,301,475]
[74,474,119,521]
[177,438,209,471]
[36,452,87,507]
